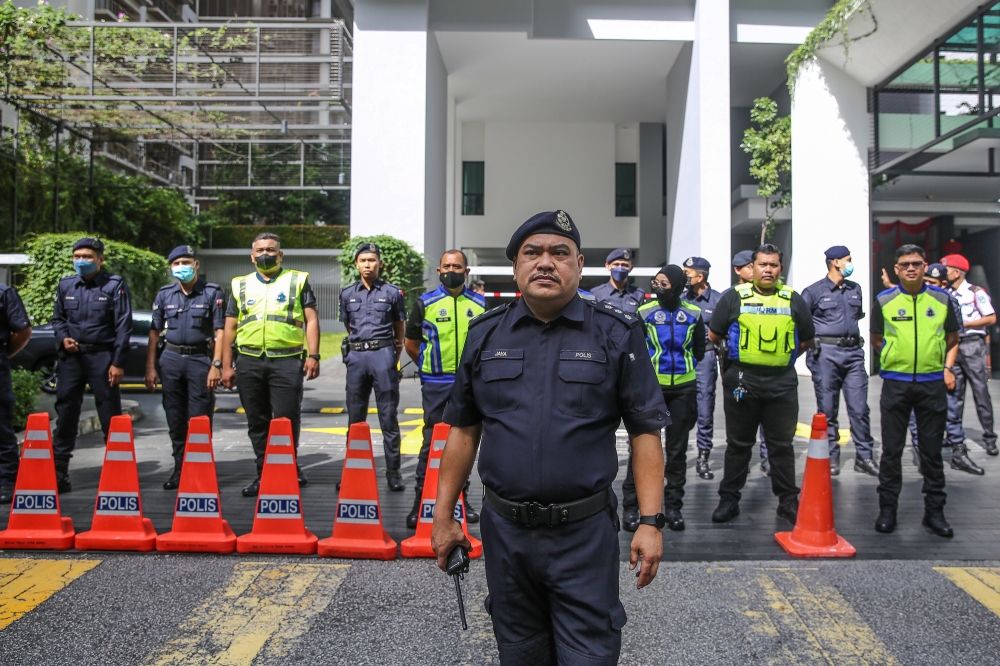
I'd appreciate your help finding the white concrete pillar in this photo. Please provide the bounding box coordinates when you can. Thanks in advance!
[350,0,446,255]
[666,0,731,273]
[790,57,871,368]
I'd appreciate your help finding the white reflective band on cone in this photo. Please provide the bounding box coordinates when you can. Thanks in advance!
[807,436,829,459]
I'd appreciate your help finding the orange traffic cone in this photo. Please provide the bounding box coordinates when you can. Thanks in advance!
[775,413,856,558]
[156,416,236,554]
[317,422,397,559]
[0,413,75,550]
[76,415,157,551]
[236,418,317,555]
[401,423,482,559]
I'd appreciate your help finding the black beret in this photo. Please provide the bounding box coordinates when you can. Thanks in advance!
[732,250,753,267]
[683,256,711,271]
[354,243,381,260]
[824,245,850,260]
[167,245,196,263]
[505,210,581,261]
[606,248,633,263]
[73,237,104,254]
[927,263,947,280]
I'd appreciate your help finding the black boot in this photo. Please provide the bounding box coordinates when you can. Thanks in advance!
[0,481,14,504]
[406,488,422,529]
[776,497,799,524]
[664,507,685,531]
[241,475,261,497]
[922,511,954,537]
[386,469,405,492]
[854,457,879,477]
[54,459,71,494]
[622,506,640,532]
[696,450,714,480]
[162,467,182,490]
[830,454,841,477]
[464,497,480,524]
[985,440,999,456]
[297,466,309,487]
[712,500,740,523]
[875,507,897,533]
[951,445,985,475]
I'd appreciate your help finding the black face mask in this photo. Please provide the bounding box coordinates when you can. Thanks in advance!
[439,271,465,289]
[654,265,687,311]
[656,290,680,310]
[255,253,279,271]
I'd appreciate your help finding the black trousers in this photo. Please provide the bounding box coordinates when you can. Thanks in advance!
[877,379,947,512]
[159,349,215,466]
[621,385,698,511]
[53,350,121,462]
[718,366,799,503]
[416,381,471,496]
[345,346,401,471]
[234,353,304,472]
[0,357,18,482]
[481,501,625,666]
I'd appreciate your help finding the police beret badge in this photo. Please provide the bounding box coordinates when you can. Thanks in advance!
[623,249,631,260]
[555,210,572,232]
[684,258,694,267]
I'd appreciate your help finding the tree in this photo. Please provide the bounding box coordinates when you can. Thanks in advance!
[340,235,426,311]
[740,97,791,244]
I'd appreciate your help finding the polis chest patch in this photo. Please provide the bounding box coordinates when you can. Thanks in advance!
[891,307,912,322]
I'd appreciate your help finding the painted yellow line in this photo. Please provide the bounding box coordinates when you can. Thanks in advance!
[403,407,424,415]
[302,427,384,435]
[319,407,344,414]
[795,423,851,444]
[398,418,424,427]
[236,407,245,414]
[935,567,1000,618]
[401,426,423,456]
[0,559,101,629]
[144,562,349,666]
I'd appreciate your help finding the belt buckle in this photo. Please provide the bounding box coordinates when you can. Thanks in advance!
[517,502,548,528]
[363,341,372,351]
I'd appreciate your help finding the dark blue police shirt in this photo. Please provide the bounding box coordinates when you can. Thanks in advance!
[51,270,133,367]
[151,280,226,345]
[339,279,407,341]
[0,284,30,345]
[683,285,721,343]
[801,277,864,338]
[443,295,668,504]
[591,281,644,314]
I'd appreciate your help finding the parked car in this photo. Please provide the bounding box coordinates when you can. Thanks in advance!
[11,311,153,393]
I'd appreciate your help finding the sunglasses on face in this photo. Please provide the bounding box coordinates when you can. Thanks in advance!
[896,261,925,269]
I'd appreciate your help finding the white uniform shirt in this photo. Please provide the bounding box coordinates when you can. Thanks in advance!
[952,280,995,337]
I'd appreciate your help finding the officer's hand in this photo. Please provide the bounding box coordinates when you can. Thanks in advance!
[945,368,956,390]
[880,269,895,290]
[63,338,79,353]
[207,366,221,389]
[432,512,471,572]
[304,357,320,381]
[108,365,124,387]
[629,525,662,590]
[222,366,236,389]
[144,368,158,392]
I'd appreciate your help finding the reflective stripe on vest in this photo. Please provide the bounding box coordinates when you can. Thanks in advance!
[727,283,798,367]
[877,285,950,382]
[638,301,701,386]
[419,288,485,381]
[231,270,308,358]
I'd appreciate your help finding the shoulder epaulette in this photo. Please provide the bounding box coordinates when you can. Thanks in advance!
[735,283,753,298]
[205,282,222,290]
[158,283,175,291]
[469,302,511,329]
[778,286,793,300]
[592,300,640,327]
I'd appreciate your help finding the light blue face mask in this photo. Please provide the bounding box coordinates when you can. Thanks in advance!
[171,265,196,283]
[841,262,854,278]
[73,259,97,277]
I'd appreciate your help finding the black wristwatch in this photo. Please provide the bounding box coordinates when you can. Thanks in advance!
[639,513,666,529]
[211,360,223,369]
[308,353,321,361]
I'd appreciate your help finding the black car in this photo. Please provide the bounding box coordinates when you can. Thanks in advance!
[11,311,153,393]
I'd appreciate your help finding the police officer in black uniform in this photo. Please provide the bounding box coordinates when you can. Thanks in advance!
[431,211,668,666]
[0,284,32,503]
[146,246,226,489]
[682,256,721,479]
[591,248,643,313]
[51,238,133,493]
[340,243,407,491]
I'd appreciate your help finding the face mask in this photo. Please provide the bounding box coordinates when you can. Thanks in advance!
[439,271,465,289]
[172,265,195,283]
[255,253,279,271]
[73,259,97,277]
[610,267,630,283]
[656,290,680,310]
[841,262,854,278]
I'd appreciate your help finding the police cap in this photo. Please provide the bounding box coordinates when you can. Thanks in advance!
[505,210,581,261]
[732,250,753,268]
[940,254,970,272]
[167,245,196,263]
[73,237,104,254]
[354,242,381,261]
[927,263,947,280]
[605,248,633,263]
[824,245,851,260]
[684,256,711,271]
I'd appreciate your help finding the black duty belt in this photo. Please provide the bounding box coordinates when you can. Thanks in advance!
[76,343,114,354]
[816,335,863,348]
[485,487,611,528]
[347,339,395,352]
[165,342,210,356]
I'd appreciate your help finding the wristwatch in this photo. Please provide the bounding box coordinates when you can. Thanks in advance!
[639,513,666,529]
[211,360,223,369]
[308,354,321,361]
[944,366,954,371]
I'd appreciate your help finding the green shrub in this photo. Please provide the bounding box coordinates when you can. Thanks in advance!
[206,224,349,249]
[340,235,427,310]
[12,369,42,432]
[19,233,170,325]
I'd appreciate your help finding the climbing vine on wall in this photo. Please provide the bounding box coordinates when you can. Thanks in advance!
[785,0,878,93]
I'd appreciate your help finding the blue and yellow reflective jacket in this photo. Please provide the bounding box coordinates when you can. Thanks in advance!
[638,300,703,386]
[417,286,486,383]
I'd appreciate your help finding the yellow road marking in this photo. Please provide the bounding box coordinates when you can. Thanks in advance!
[236,407,245,414]
[319,407,344,414]
[401,425,424,455]
[403,407,424,414]
[935,567,1000,617]
[731,569,900,665]
[399,418,424,427]
[302,427,384,435]
[795,423,851,443]
[0,559,101,629]
[144,562,349,666]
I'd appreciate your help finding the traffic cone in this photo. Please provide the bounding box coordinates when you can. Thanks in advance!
[775,413,856,558]
[0,413,75,550]
[401,423,482,559]
[317,422,397,560]
[236,418,317,555]
[156,416,236,554]
[76,415,158,551]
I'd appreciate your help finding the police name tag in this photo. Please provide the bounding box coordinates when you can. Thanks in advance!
[419,498,464,524]
[11,489,57,514]
[96,492,140,516]
[336,499,380,524]
[256,494,301,519]
[176,493,220,518]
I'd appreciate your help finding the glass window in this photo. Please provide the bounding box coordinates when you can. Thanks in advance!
[462,162,484,216]
[615,163,637,217]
